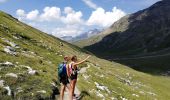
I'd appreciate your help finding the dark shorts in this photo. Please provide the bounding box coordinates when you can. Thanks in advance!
[60,76,69,85]
[70,74,78,80]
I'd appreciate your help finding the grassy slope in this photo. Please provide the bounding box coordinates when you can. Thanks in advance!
[0,11,86,99]
[78,56,170,100]
[0,11,170,100]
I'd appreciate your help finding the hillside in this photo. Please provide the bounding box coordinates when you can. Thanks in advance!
[0,11,88,99]
[73,0,170,73]
[76,0,170,55]
[1,10,170,100]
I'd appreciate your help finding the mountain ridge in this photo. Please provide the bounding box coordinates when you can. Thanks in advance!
[1,9,170,100]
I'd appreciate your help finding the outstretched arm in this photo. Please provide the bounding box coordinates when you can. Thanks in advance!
[74,55,91,66]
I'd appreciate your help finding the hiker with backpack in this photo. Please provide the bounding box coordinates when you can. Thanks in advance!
[58,56,71,100]
[68,55,91,100]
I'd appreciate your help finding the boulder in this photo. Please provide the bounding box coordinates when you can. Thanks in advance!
[5,73,18,78]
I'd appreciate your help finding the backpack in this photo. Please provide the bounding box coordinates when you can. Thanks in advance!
[58,62,67,81]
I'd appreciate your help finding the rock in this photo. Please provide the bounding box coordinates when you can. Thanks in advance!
[20,65,38,75]
[0,61,15,67]
[51,82,57,87]
[4,46,17,55]
[37,90,46,94]
[94,82,111,93]
[5,73,18,78]
[115,74,132,86]
[82,74,90,80]
[16,87,23,93]
[161,71,170,76]
[3,86,11,96]
[139,91,145,94]
[147,91,156,96]
[28,70,38,75]
[0,80,5,87]
[96,91,105,99]
[1,38,19,48]
[111,97,118,100]
[59,55,63,57]
[120,96,128,100]
[132,94,139,97]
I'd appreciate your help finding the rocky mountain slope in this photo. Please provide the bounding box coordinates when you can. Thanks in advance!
[74,0,170,72]
[1,10,170,100]
[76,0,170,54]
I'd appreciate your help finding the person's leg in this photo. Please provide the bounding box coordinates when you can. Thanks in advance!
[60,84,66,100]
[66,84,72,100]
[70,80,74,100]
[72,79,77,97]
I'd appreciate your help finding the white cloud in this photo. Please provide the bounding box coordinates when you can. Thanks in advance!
[62,7,84,25]
[64,7,74,14]
[52,25,84,37]
[87,7,126,27]
[16,9,25,16]
[40,7,61,21]
[26,10,39,20]
[16,9,25,20]
[15,6,126,39]
[82,0,98,9]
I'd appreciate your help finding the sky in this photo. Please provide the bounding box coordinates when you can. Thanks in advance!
[0,0,160,38]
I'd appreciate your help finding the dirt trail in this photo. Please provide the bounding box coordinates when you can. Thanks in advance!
[56,86,80,100]
[56,65,90,100]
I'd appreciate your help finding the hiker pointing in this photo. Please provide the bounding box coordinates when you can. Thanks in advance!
[68,55,91,100]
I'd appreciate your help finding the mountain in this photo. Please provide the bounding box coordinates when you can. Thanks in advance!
[61,28,101,42]
[73,0,170,72]
[1,10,170,100]
[60,36,73,42]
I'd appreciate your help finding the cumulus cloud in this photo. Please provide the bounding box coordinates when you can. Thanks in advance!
[64,7,74,14]
[62,7,84,25]
[82,0,98,9]
[16,9,25,20]
[15,6,126,38]
[26,10,39,21]
[51,25,84,37]
[87,7,126,27]
[40,7,61,21]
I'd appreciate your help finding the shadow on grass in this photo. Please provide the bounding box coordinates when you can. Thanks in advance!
[78,91,90,100]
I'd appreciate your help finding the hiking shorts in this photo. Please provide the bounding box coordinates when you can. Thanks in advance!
[70,74,78,80]
[60,76,69,85]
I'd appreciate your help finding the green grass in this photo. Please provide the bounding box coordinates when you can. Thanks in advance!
[77,57,170,100]
[0,11,170,100]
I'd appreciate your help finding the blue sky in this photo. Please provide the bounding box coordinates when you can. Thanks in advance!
[0,0,160,38]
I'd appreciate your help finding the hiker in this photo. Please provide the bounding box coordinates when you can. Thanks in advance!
[68,55,91,100]
[58,56,71,100]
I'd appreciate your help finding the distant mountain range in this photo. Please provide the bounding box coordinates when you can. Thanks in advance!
[74,0,170,72]
[77,0,170,57]
[60,28,102,42]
